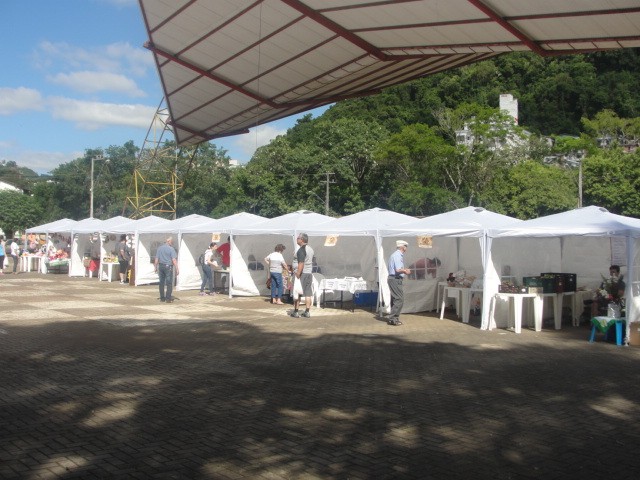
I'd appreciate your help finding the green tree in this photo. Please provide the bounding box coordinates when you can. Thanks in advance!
[484,161,577,219]
[435,103,525,205]
[177,142,232,216]
[0,191,44,236]
[582,149,640,217]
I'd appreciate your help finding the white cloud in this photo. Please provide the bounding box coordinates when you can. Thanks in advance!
[48,71,146,97]
[11,149,84,174]
[47,97,157,130]
[34,41,154,78]
[233,124,287,160]
[0,87,44,115]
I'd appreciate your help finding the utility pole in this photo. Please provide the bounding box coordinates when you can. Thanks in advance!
[320,172,335,216]
[90,155,105,218]
[578,160,583,208]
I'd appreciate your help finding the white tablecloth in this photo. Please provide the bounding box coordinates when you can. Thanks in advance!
[319,277,369,293]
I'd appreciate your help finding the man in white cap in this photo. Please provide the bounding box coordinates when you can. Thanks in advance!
[387,240,411,325]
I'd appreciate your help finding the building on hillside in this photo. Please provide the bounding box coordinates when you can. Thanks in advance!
[455,93,528,151]
[0,180,22,193]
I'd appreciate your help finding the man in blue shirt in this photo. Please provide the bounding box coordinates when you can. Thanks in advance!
[154,237,179,303]
[387,240,411,326]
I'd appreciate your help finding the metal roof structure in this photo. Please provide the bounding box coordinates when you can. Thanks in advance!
[138,0,640,147]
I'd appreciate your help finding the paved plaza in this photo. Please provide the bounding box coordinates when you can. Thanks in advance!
[1,272,640,479]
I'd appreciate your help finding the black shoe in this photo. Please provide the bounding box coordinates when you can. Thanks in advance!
[165,298,174,303]
[388,320,402,326]
[159,298,165,302]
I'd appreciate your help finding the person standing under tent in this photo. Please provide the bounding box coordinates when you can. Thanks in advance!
[199,242,218,296]
[10,238,20,274]
[117,234,131,285]
[154,237,179,303]
[265,243,288,304]
[0,236,5,274]
[291,233,314,318]
[387,240,411,326]
[217,236,231,268]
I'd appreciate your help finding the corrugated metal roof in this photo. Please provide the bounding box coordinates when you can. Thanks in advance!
[138,0,640,146]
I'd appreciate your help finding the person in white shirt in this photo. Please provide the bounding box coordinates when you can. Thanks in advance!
[10,239,20,274]
[265,244,288,304]
[199,243,219,296]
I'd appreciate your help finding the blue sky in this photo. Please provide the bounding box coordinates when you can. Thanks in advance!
[1,0,328,174]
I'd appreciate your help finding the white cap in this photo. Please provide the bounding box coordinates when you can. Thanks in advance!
[396,240,408,248]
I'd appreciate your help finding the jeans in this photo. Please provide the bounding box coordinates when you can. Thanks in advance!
[11,254,18,273]
[158,264,174,300]
[270,271,283,299]
[200,265,214,292]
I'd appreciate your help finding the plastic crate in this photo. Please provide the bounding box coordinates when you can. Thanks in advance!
[541,273,577,293]
[353,291,378,310]
[523,276,542,287]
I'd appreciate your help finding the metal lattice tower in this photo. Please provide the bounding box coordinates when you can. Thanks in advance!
[123,99,197,219]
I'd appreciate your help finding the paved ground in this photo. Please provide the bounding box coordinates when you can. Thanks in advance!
[1,272,640,479]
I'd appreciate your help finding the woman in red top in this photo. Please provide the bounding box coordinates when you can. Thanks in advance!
[217,237,231,268]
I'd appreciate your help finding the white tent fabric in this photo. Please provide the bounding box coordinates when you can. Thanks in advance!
[64,218,105,277]
[486,206,640,338]
[379,207,522,314]
[26,218,77,234]
[302,208,417,311]
[177,212,268,292]
[229,211,333,297]
[103,215,172,286]
[24,218,79,273]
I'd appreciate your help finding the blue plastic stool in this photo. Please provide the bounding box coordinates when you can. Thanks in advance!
[589,318,626,346]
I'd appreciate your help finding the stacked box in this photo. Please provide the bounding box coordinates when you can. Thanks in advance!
[523,276,542,287]
[541,273,563,293]
[562,273,577,292]
[541,273,577,293]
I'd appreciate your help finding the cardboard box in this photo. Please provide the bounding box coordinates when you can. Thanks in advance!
[628,322,640,346]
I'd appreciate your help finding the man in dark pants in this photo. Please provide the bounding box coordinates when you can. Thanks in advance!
[387,240,411,326]
[154,237,179,303]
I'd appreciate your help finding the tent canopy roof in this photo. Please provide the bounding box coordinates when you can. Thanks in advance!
[488,205,640,238]
[139,0,640,146]
[381,206,522,237]
[26,218,77,234]
[179,211,269,234]
[307,207,416,236]
[234,209,333,234]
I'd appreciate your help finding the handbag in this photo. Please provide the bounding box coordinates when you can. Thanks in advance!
[266,277,272,289]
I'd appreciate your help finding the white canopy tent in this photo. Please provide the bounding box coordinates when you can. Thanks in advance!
[230,210,334,297]
[176,212,268,292]
[132,214,208,286]
[100,215,172,284]
[26,218,77,235]
[61,217,105,276]
[486,206,640,338]
[379,206,522,315]
[302,208,417,310]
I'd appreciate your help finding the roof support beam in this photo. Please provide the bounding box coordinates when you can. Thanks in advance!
[144,42,278,108]
[466,0,546,55]
[280,0,389,60]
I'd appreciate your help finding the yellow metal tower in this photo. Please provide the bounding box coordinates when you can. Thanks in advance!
[123,99,197,219]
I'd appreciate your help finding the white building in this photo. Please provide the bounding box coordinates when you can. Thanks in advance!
[0,180,22,193]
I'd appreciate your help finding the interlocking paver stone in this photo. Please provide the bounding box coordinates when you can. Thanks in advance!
[1,272,640,479]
